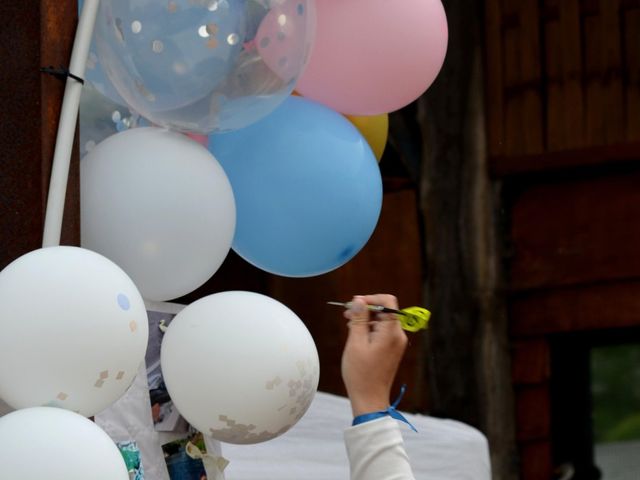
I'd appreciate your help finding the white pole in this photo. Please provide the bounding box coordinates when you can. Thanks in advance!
[42,0,100,247]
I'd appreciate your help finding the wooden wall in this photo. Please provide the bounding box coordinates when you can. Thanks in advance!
[485,1,640,478]
[0,0,80,269]
[486,0,640,161]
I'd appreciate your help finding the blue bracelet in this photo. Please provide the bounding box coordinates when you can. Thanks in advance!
[351,385,418,432]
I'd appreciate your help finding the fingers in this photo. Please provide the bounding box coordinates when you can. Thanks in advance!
[344,297,371,345]
[361,294,407,345]
[361,294,399,310]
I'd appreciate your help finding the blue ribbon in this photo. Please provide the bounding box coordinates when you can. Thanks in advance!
[351,385,418,432]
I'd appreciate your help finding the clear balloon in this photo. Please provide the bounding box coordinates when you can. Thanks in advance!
[79,0,128,106]
[81,127,236,301]
[0,247,148,417]
[79,84,142,157]
[95,0,316,133]
[161,291,319,444]
[210,96,382,277]
[296,0,448,115]
[0,407,129,480]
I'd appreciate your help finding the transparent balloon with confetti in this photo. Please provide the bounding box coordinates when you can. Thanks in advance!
[95,0,316,133]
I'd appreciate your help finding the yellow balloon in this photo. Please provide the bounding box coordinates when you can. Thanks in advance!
[345,114,389,162]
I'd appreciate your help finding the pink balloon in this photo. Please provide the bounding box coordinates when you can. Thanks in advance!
[185,133,209,147]
[296,0,448,115]
[256,0,316,83]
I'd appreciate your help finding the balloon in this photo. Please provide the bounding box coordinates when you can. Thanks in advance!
[185,132,210,147]
[255,0,315,82]
[0,247,148,417]
[210,96,382,277]
[79,84,142,157]
[345,113,389,162]
[161,291,319,444]
[296,0,448,115]
[95,0,316,133]
[79,0,128,106]
[81,127,235,301]
[0,407,128,480]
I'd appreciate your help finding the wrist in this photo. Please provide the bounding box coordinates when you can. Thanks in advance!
[350,399,389,417]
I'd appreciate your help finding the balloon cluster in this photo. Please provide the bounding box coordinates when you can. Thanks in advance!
[0,0,446,474]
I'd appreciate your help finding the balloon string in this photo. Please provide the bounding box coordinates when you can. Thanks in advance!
[42,0,100,247]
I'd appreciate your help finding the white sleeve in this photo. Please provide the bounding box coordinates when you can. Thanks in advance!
[344,416,416,480]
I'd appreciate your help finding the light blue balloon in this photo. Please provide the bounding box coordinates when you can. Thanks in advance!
[210,96,382,277]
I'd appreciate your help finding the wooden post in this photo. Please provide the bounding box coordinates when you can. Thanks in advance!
[0,0,80,270]
[418,1,519,478]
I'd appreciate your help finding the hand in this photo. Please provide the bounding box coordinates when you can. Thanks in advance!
[341,294,409,417]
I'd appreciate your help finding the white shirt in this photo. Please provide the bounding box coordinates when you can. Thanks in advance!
[345,417,415,480]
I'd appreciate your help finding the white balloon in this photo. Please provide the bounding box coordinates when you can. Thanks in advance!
[161,291,319,444]
[0,407,128,480]
[0,247,148,417]
[81,127,236,301]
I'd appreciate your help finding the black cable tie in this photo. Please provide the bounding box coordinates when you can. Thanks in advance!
[40,65,85,85]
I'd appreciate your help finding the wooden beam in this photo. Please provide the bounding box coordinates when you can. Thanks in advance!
[419,1,518,478]
[0,0,80,270]
[515,384,551,441]
[508,169,640,291]
[519,440,553,480]
[510,280,640,337]
[511,339,551,385]
[490,142,640,177]
[624,7,640,142]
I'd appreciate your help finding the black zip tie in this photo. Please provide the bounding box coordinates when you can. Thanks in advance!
[40,65,85,85]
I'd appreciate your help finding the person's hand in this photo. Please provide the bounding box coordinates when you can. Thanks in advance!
[341,294,408,417]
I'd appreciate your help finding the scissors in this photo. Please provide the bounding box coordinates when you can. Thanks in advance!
[327,301,431,332]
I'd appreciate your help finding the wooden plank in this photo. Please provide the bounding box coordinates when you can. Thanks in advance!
[519,0,544,154]
[515,384,551,441]
[559,0,585,149]
[0,0,79,271]
[502,0,544,156]
[484,0,505,156]
[519,440,553,480]
[583,2,607,145]
[0,2,43,268]
[510,280,640,337]
[543,0,565,151]
[502,0,525,156]
[601,0,625,145]
[490,141,640,177]
[509,169,640,290]
[511,339,550,385]
[623,8,640,141]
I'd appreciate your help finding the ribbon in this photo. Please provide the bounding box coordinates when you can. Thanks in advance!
[352,384,418,433]
[185,442,229,480]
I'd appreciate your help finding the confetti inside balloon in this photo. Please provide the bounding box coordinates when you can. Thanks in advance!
[95,0,316,133]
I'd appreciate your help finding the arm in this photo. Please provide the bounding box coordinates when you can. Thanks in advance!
[341,295,416,480]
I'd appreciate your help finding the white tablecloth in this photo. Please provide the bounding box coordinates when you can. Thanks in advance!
[222,391,491,480]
